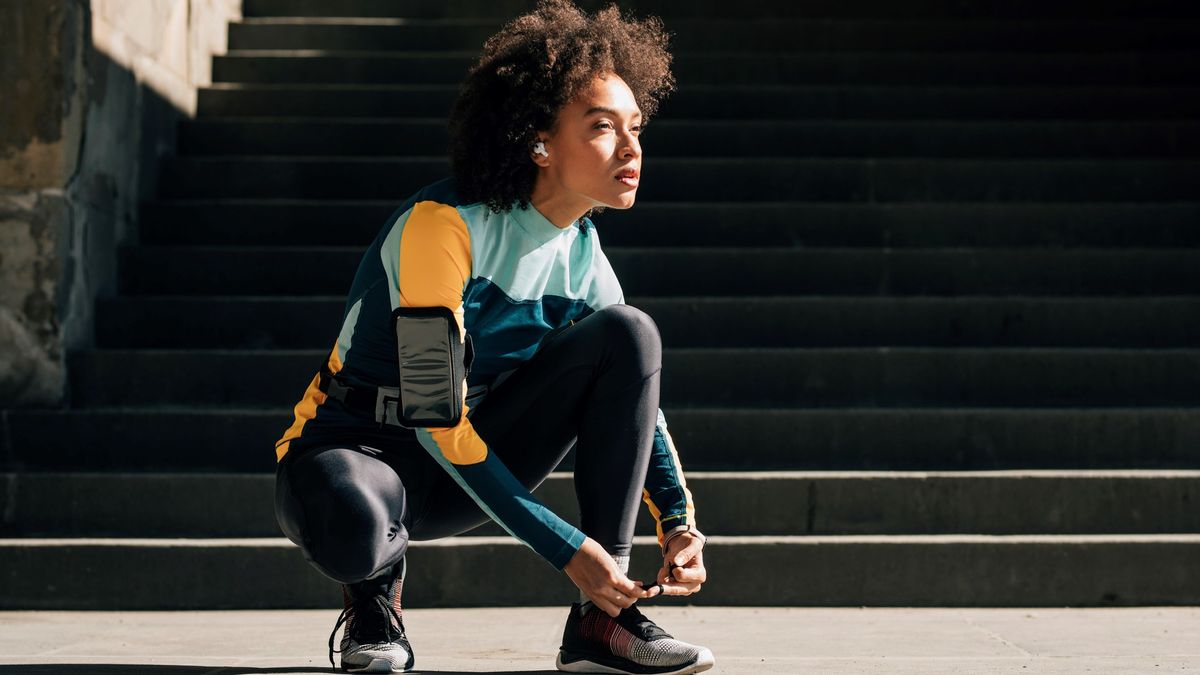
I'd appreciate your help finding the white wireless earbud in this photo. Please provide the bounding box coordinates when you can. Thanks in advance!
[533,141,549,157]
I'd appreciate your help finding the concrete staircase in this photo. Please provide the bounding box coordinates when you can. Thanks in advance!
[3,0,1200,608]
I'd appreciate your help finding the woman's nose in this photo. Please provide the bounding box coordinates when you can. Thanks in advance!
[621,134,640,159]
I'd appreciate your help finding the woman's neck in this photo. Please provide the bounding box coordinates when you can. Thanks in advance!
[529,177,590,229]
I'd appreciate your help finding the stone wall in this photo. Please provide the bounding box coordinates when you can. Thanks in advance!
[0,0,241,407]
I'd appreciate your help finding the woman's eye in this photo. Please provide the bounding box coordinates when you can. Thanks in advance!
[595,122,643,133]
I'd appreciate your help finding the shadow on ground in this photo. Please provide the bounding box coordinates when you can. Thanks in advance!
[0,662,556,667]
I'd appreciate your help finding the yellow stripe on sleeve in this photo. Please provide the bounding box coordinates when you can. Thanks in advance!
[641,425,698,543]
[274,340,343,462]
[397,200,488,465]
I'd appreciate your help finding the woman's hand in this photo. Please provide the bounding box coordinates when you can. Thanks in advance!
[564,536,654,617]
[656,531,706,596]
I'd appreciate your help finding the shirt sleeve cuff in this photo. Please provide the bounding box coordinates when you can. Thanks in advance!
[548,526,587,571]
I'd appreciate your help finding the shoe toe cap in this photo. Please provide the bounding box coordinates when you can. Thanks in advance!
[343,643,414,672]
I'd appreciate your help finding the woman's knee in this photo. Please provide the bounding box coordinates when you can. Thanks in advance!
[593,304,662,371]
[310,492,408,581]
[311,518,410,584]
[279,447,410,583]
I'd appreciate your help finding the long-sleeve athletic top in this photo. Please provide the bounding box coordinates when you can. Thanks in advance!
[274,176,696,570]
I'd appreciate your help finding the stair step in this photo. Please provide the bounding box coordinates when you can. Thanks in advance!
[3,534,1197,608]
[177,119,1200,158]
[4,408,1197,472]
[65,348,1200,407]
[95,295,1200,349]
[211,50,1200,86]
[197,84,1200,120]
[37,0,1198,615]
[139,200,1200,248]
[118,245,1200,296]
[156,157,1200,201]
[4,471,1196,538]
[228,18,1200,52]
[241,0,1200,20]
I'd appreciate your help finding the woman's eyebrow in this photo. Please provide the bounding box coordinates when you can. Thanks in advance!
[583,106,643,120]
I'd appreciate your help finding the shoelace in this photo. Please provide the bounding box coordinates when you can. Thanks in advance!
[327,594,408,668]
[616,603,671,642]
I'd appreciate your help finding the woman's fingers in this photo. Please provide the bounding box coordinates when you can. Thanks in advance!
[653,533,707,595]
[629,580,659,599]
[565,536,700,611]
[584,580,621,617]
[671,565,705,583]
[597,585,635,616]
[657,580,701,596]
[589,575,651,616]
[655,559,705,596]
[615,575,649,598]
[566,537,654,616]
[669,537,705,567]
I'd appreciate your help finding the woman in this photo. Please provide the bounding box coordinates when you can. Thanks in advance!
[273,1,712,673]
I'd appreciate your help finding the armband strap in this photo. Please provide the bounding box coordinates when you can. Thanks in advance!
[314,307,475,429]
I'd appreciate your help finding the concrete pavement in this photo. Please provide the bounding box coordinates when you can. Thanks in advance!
[1,607,1198,673]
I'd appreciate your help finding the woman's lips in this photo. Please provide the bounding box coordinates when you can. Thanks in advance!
[616,175,639,187]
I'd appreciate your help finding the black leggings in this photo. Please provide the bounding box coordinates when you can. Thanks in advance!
[274,304,663,584]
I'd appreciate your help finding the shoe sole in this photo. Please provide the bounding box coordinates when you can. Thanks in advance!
[343,656,414,673]
[556,647,715,675]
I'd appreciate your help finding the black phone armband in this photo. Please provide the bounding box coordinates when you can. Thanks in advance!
[390,305,475,428]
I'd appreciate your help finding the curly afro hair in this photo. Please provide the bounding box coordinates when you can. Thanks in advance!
[446,0,676,216]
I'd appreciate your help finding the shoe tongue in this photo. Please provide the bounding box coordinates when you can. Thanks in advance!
[351,596,403,644]
[617,605,672,642]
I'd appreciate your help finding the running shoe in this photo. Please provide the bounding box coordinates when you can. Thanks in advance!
[556,601,715,674]
[328,559,415,673]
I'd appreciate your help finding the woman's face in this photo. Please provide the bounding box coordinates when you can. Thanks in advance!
[533,72,644,211]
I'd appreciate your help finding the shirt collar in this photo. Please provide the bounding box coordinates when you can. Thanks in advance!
[510,201,577,244]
